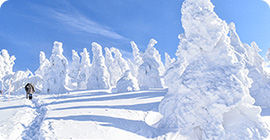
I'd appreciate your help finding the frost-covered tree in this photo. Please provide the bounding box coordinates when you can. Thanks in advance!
[68,50,81,89]
[110,47,129,86]
[0,49,16,93]
[116,70,139,92]
[43,41,68,93]
[164,35,187,89]
[229,22,270,107]
[130,41,143,77]
[78,48,91,89]
[35,51,50,78]
[104,47,117,86]
[159,0,269,139]
[0,49,16,79]
[137,39,163,90]
[245,42,270,107]
[87,42,110,90]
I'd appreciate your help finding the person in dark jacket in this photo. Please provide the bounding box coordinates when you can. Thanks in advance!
[25,83,35,100]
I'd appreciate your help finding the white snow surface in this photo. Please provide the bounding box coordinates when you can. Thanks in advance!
[0,89,168,140]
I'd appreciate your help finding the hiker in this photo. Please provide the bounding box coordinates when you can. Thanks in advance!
[25,83,35,100]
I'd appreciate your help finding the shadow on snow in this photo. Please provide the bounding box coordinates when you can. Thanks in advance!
[45,115,165,138]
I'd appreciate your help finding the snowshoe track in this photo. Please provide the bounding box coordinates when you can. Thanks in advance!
[21,98,47,140]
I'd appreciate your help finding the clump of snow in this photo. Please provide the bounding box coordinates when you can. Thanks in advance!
[159,0,269,139]
[43,41,68,93]
[87,42,110,90]
[137,39,163,90]
[116,70,139,92]
[164,52,175,72]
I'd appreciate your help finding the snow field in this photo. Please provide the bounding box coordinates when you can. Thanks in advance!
[0,89,167,139]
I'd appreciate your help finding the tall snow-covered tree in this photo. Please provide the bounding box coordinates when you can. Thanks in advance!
[159,0,269,139]
[43,41,68,93]
[35,51,50,78]
[130,41,143,77]
[110,47,129,86]
[228,22,270,107]
[87,42,110,90]
[137,39,163,90]
[0,49,16,79]
[78,48,91,89]
[68,50,81,89]
[104,47,117,86]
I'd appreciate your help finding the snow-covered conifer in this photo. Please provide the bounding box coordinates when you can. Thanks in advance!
[0,49,16,79]
[109,47,129,86]
[78,48,91,89]
[68,50,81,89]
[43,41,68,93]
[87,42,110,90]
[159,0,269,139]
[137,39,163,90]
[104,47,117,86]
[130,41,143,77]
[35,51,50,77]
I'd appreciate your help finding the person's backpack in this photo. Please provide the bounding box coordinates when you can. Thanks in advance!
[25,83,35,94]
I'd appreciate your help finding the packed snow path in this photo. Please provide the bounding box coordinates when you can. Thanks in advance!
[0,89,167,139]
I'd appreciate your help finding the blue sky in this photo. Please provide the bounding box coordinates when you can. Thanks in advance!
[0,0,270,72]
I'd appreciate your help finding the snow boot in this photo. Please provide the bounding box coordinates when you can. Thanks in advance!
[29,94,32,100]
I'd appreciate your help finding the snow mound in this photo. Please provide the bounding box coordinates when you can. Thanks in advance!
[116,70,139,92]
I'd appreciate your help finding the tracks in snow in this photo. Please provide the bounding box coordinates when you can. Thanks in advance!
[21,97,48,140]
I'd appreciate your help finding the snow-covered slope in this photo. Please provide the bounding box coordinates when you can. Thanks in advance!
[0,89,166,139]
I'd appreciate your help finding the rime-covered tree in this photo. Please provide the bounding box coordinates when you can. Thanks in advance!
[0,49,16,79]
[87,42,110,90]
[137,39,163,90]
[35,51,50,78]
[43,41,68,93]
[110,47,129,86]
[159,0,269,139]
[78,48,91,89]
[68,50,81,89]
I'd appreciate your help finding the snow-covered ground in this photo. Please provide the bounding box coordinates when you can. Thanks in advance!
[2,89,270,140]
[0,89,173,140]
